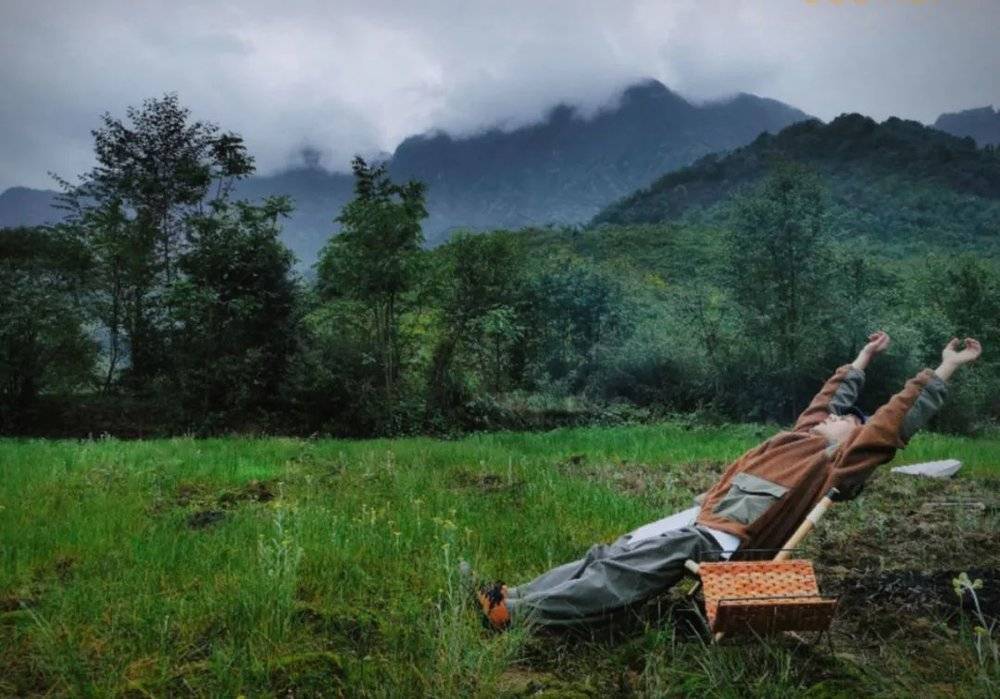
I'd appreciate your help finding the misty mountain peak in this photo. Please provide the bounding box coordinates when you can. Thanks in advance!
[3,79,811,265]
[934,105,1000,146]
[619,78,684,104]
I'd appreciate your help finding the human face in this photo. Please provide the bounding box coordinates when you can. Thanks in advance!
[810,412,862,444]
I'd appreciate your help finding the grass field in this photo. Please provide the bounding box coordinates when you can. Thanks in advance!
[2,423,999,697]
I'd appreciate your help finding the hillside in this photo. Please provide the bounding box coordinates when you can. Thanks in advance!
[593,114,1000,252]
[935,106,1000,147]
[0,187,62,228]
[1,80,808,264]
[389,80,808,244]
[231,166,355,267]
[236,80,807,255]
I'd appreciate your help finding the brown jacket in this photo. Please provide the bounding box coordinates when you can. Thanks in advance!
[695,364,948,557]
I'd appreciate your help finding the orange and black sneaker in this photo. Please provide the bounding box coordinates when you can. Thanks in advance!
[476,582,511,631]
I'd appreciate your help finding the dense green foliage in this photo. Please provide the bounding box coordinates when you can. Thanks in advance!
[3,96,302,434]
[2,428,998,695]
[0,227,94,430]
[169,198,298,427]
[315,157,428,425]
[2,96,1000,437]
[594,113,1000,254]
[56,94,259,387]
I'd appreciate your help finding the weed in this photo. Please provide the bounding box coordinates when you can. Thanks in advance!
[255,506,305,644]
[953,571,1000,692]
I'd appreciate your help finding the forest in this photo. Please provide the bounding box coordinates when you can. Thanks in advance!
[2,94,999,438]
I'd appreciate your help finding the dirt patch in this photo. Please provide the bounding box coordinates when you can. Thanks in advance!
[154,479,279,521]
[172,479,276,509]
[28,554,78,586]
[809,473,1000,574]
[186,510,225,530]
[558,458,724,506]
[174,481,210,507]
[292,604,382,654]
[0,634,51,697]
[495,666,599,698]
[452,470,525,495]
[52,555,77,583]
[267,652,344,696]
[217,479,275,506]
[831,567,1000,623]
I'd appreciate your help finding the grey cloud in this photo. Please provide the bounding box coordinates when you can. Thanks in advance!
[1,0,998,191]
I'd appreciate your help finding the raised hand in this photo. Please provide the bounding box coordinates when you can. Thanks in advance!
[942,337,982,366]
[862,330,891,357]
[853,330,891,370]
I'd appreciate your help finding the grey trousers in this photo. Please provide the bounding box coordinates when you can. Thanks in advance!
[506,526,722,628]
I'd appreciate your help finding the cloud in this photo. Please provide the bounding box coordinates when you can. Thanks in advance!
[1,0,998,191]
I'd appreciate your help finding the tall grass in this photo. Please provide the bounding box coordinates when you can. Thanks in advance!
[1,424,997,696]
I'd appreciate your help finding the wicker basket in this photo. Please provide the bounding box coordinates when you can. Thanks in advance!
[698,559,838,634]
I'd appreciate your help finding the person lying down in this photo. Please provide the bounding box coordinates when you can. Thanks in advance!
[473,332,982,630]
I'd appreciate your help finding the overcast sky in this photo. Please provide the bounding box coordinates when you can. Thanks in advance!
[2,0,999,191]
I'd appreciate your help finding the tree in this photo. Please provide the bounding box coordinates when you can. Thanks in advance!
[57,94,255,385]
[726,163,835,418]
[75,199,150,393]
[168,198,297,427]
[522,254,636,393]
[0,227,96,431]
[426,231,527,414]
[919,256,1000,431]
[316,157,427,408]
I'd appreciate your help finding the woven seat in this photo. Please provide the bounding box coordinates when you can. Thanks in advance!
[698,559,837,634]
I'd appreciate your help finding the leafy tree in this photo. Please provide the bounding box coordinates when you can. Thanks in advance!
[168,198,297,427]
[472,306,525,394]
[316,157,427,408]
[57,94,255,385]
[285,296,382,436]
[916,256,1000,431]
[426,231,526,414]
[0,227,96,430]
[74,200,152,392]
[726,163,835,418]
[522,254,637,394]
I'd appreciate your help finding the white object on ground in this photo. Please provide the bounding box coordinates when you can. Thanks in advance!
[890,459,962,478]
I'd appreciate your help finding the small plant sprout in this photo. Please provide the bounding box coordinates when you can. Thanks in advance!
[953,571,999,672]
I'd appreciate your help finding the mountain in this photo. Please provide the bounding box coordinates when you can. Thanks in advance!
[240,79,808,258]
[1,79,810,263]
[232,167,354,267]
[389,80,808,244]
[934,106,1000,147]
[593,113,1000,253]
[0,187,62,228]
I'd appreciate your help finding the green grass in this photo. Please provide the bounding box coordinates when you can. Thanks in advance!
[1,424,998,697]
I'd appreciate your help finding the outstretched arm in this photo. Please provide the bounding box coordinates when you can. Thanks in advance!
[933,337,982,382]
[794,331,890,431]
[851,330,890,372]
[830,337,982,498]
